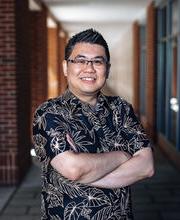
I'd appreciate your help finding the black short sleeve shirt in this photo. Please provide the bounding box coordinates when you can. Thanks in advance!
[33,89,151,220]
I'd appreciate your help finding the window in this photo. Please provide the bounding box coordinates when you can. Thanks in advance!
[139,25,147,116]
[156,0,180,150]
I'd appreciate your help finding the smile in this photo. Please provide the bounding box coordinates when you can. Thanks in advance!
[80,77,96,81]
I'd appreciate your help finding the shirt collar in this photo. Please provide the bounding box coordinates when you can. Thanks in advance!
[62,89,107,111]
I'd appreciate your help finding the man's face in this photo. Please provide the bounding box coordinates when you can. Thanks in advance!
[63,42,110,102]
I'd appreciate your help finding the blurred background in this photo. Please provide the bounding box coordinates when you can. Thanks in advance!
[0,0,180,219]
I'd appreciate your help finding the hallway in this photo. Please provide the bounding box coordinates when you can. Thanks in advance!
[0,147,180,220]
[132,147,180,220]
[1,0,180,219]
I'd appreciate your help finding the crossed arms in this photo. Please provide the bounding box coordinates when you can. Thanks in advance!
[51,134,154,189]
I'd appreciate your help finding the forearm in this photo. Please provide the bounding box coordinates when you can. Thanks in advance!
[50,150,131,183]
[90,148,154,189]
[77,150,131,184]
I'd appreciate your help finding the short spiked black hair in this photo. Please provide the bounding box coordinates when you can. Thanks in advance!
[65,28,110,62]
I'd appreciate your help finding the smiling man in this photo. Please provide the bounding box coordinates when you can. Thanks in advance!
[33,29,154,220]
[63,42,109,106]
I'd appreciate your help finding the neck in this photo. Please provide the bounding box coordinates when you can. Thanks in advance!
[69,89,98,106]
[81,95,97,106]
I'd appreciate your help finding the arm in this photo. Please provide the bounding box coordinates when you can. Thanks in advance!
[50,149,131,183]
[33,105,131,184]
[90,147,154,188]
[32,109,131,183]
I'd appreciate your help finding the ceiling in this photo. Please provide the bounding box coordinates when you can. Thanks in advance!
[40,0,152,48]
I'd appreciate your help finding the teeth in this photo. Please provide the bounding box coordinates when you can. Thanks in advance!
[81,77,95,81]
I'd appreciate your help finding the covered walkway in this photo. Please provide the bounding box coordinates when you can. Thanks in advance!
[1,0,180,219]
[0,147,180,220]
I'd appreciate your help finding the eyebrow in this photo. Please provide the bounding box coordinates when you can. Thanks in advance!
[74,55,106,60]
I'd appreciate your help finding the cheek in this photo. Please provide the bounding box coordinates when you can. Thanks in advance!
[96,76,107,86]
[68,67,82,77]
[99,71,107,80]
[66,71,80,84]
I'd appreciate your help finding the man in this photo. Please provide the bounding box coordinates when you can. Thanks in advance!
[33,29,154,220]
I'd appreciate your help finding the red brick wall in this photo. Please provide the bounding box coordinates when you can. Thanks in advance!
[29,6,48,118]
[0,0,19,185]
[15,0,32,183]
[0,0,31,185]
[0,0,70,185]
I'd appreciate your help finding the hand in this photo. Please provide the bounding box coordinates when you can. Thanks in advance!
[66,133,78,153]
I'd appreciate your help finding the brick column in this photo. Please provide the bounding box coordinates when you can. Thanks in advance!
[132,21,140,114]
[29,5,48,117]
[0,0,31,185]
[146,2,156,140]
[58,28,68,95]
[47,19,59,99]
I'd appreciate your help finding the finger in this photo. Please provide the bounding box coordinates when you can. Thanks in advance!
[66,134,78,152]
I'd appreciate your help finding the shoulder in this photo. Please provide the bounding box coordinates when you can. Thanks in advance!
[34,95,64,116]
[103,94,132,111]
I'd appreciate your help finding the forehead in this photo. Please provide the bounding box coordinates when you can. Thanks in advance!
[70,43,106,58]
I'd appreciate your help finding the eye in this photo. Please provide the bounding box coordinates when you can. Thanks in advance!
[93,60,104,66]
[75,59,86,64]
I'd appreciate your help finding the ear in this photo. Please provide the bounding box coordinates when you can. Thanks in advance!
[62,60,68,77]
[106,63,111,79]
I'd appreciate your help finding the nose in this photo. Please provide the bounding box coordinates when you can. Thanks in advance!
[84,61,95,72]
[86,60,94,66]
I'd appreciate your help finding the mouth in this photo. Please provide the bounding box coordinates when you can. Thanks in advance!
[80,77,96,81]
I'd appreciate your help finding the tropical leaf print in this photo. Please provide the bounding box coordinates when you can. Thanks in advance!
[83,188,111,207]
[33,134,47,160]
[34,113,47,130]
[48,130,67,153]
[49,170,86,198]
[32,89,151,220]
[48,214,62,220]
[53,117,69,131]
[70,130,92,153]
[64,202,82,220]
[46,184,64,208]
[91,206,113,220]
[80,207,92,219]
[41,194,48,219]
